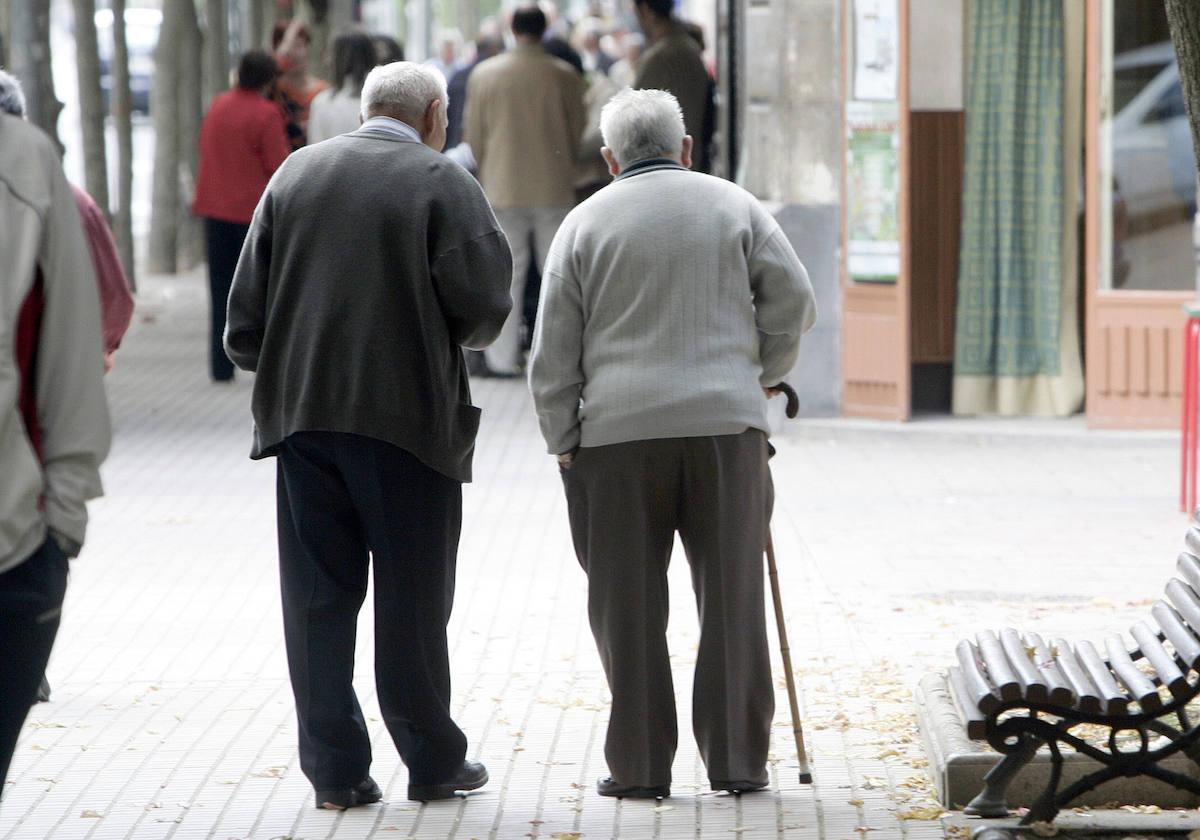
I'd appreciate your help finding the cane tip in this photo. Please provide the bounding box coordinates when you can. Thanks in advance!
[798,772,813,785]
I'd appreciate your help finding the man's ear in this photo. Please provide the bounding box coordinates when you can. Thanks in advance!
[601,146,620,177]
[424,98,442,133]
[680,135,693,170]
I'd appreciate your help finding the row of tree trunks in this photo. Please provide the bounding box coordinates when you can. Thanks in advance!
[9,0,62,149]
[112,0,137,289]
[72,0,110,213]
[1166,0,1200,180]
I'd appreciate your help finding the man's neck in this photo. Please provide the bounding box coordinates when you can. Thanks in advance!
[514,36,541,48]
[645,16,673,43]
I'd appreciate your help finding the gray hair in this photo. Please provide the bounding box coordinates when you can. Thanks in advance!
[0,69,27,118]
[360,60,447,124]
[599,88,685,167]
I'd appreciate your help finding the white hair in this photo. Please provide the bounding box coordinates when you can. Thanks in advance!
[599,88,685,167]
[0,69,27,118]
[360,61,448,123]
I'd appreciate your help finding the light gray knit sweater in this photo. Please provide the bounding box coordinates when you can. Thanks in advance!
[528,163,817,455]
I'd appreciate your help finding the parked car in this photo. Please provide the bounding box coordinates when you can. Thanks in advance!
[95,6,160,115]
[1112,41,1196,227]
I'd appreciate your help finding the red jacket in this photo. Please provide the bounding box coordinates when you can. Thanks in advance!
[193,87,290,225]
[71,185,135,353]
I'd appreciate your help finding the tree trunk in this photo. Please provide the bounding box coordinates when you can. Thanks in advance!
[178,0,205,268]
[112,0,137,289]
[205,0,230,102]
[1167,0,1200,175]
[9,0,62,148]
[72,0,110,214]
[148,0,182,273]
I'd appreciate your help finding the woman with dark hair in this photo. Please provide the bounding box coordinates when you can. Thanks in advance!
[308,31,378,144]
[273,19,329,149]
[193,50,290,382]
[371,34,404,64]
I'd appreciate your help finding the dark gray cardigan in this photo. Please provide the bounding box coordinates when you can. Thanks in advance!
[225,127,513,482]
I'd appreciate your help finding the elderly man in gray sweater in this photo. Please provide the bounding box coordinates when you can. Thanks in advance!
[529,88,816,800]
[226,62,512,808]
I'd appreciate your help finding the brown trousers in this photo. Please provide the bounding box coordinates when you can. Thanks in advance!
[560,429,775,787]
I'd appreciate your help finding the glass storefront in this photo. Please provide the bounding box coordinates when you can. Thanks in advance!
[1105,0,1197,292]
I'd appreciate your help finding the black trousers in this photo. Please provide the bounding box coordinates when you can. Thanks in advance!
[276,431,467,789]
[203,217,248,382]
[0,538,68,794]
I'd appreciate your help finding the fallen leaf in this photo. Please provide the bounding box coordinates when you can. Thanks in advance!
[896,805,946,820]
[848,799,864,807]
[1029,822,1059,837]
[654,805,674,812]
[80,810,103,819]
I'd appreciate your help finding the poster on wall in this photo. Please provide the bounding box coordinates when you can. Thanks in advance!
[846,100,900,283]
[853,0,899,101]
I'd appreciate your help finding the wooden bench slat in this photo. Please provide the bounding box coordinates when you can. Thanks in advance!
[1176,552,1200,595]
[1167,578,1200,634]
[976,630,1021,701]
[1185,527,1200,562]
[1075,639,1129,715]
[1106,635,1163,713]
[1152,600,1200,669]
[948,665,988,740]
[1000,627,1049,701]
[1051,638,1103,713]
[1131,621,1191,699]
[955,639,1000,714]
[1025,631,1075,706]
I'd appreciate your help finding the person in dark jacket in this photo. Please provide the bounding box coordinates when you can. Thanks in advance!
[193,50,289,382]
[445,34,502,150]
[225,61,512,809]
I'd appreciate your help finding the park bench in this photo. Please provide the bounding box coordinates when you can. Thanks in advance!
[947,524,1200,829]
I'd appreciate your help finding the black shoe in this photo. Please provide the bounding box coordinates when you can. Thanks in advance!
[596,776,670,799]
[713,780,769,794]
[407,760,488,801]
[314,776,383,810]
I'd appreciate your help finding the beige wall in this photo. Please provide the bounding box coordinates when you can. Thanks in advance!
[909,0,965,110]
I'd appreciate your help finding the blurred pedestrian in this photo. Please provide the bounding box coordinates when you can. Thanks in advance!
[608,32,643,88]
[528,89,816,799]
[575,17,615,75]
[193,50,290,383]
[540,1,585,74]
[372,34,404,64]
[273,19,329,150]
[308,31,378,144]
[0,112,110,795]
[445,33,503,151]
[575,55,619,203]
[0,71,135,375]
[633,0,714,172]
[225,61,512,807]
[424,27,465,82]
[465,4,585,376]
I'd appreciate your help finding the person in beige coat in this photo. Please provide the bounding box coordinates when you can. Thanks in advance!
[464,4,586,376]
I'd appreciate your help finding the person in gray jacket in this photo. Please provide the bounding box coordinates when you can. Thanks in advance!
[0,113,111,794]
[226,61,512,808]
[529,88,816,800]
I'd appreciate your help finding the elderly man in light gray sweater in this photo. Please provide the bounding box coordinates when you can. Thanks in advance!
[529,88,816,800]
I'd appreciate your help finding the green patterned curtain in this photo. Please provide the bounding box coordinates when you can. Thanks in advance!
[953,0,1084,416]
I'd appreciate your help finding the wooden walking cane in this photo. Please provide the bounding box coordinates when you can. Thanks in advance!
[768,383,813,784]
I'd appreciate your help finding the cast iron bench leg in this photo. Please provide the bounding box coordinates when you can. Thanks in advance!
[963,733,1038,818]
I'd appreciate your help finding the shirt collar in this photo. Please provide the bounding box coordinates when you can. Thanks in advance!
[358,116,422,144]
[614,157,688,181]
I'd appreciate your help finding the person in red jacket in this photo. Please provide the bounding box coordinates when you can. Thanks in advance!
[193,50,290,382]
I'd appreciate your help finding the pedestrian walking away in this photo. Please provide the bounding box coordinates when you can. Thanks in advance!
[529,88,817,799]
[307,32,379,145]
[225,60,512,808]
[193,50,290,383]
[465,3,586,377]
[0,112,111,796]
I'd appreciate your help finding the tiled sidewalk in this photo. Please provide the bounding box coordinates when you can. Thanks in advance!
[0,270,1188,839]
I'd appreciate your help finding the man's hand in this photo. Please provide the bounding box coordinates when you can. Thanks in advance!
[104,351,116,375]
[556,450,576,469]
